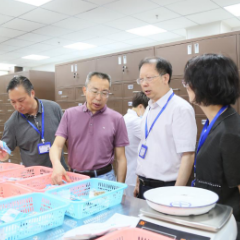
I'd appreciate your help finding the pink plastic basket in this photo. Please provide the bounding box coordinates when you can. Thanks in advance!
[0,163,24,172]
[16,172,90,192]
[0,166,53,182]
[0,182,31,198]
[97,228,173,240]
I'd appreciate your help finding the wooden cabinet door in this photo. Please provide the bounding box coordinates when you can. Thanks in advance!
[170,78,187,97]
[56,88,75,102]
[122,48,154,81]
[77,59,96,85]
[107,99,123,114]
[96,55,122,82]
[56,64,77,88]
[109,83,122,99]
[194,35,237,64]
[155,42,193,76]
[75,87,85,102]
[122,82,142,98]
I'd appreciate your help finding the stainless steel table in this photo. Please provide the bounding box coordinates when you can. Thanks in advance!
[24,195,146,240]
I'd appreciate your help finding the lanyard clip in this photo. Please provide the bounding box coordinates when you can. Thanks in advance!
[41,139,45,144]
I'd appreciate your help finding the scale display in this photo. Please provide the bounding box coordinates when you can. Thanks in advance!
[137,219,211,240]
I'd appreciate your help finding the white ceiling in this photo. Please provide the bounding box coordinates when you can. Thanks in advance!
[0,0,239,69]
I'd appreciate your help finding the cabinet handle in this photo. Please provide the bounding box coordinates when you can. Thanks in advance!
[7,109,13,112]
[122,65,127,73]
[172,88,180,91]
[133,91,141,93]
[81,94,85,97]
[201,119,206,125]
[7,99,10,102]
[64,152,68,155]
[109,93,113,95]
[61,95,68,98]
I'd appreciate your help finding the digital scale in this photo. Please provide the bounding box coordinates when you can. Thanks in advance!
[138,204,238,240]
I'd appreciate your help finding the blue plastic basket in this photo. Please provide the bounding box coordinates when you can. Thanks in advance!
[46,179,127,219]
[0,193,69,240]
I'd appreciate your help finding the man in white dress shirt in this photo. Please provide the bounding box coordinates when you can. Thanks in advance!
[123,92,149,189]
[133,57,197,199]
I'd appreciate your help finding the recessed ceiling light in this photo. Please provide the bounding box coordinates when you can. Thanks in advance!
[126,25,167,36]
[22,55,50,60]
[224,3,240,16]
[64,42,96,50]
[15,0,53,6]
[0,63,16,71]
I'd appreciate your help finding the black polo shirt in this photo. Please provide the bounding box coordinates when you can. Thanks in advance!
[2,98,67,169]
[195,107,240,221]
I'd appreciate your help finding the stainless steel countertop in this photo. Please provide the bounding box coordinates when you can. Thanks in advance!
[24,195,146,240]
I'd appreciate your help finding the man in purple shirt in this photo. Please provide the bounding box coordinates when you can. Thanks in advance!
[50,72,129,184]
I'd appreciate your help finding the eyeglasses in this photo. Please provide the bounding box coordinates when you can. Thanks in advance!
[87,88,109,98]
[136,75,161,85]
[182,80,189,88]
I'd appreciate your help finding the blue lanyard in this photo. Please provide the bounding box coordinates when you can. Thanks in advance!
[193,105,228,178]
[20,100,45,143]
[145,92,174,140]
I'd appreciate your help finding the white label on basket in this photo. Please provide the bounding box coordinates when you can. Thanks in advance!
[58,91,62,95]
[128,85,133,90]
[128,102,132,107]
[58,189,71,200]
[1,209,21,222]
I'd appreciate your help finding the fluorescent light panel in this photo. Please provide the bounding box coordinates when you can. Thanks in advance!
[224,3,240,16]
[15,0,53,6]
[64,42,96,50]
[22,55,49,60]
[126,25,166,36]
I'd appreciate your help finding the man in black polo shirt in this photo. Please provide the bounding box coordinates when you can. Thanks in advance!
[0,75,67,169]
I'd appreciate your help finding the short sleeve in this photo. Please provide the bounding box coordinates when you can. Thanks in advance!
[114,117,129,147]
[221,132,240,187]
[55,110,68,140]
[1,120,17,151]
[172,105,197,153]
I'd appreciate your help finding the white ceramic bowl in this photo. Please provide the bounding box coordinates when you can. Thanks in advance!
[144,186,219,216]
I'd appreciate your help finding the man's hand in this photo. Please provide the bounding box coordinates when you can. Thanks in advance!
[0,149,9,161]
[133,176,140,197]
[51,161,71,185]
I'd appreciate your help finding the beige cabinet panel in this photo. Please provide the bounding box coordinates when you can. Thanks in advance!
[109,83,122,99]
[77,59,96,85]
[170,78,188,97]
[96,55,122,82]
[107,99,123,114]
[56,88,75,102]
[75,86,86,102]
[122,82,142,98]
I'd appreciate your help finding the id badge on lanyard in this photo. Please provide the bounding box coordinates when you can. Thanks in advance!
[21,100,51,155]
[139,92,174,159]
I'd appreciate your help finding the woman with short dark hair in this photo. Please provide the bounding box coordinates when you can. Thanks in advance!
[184,53,240,221]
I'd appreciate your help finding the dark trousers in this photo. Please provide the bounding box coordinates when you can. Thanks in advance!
[138,176,176,200]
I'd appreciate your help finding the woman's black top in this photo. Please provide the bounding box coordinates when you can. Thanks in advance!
[195,107,240,221]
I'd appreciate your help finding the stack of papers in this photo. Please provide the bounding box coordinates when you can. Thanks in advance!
[63,213,139,240]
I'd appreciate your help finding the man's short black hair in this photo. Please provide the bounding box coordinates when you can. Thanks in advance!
[132,92,149,108]
[7,75,34,95]
[184,54,240,106]
[139,57,172,83]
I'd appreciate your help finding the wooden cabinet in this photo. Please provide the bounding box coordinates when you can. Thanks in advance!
[122,99,134,115]
[96,48,154,82]
[56,88,75,102]
[75,86,85,102]
[109,83,122,99]
[107,99,123,114]
[155,42,193,76]
[123,82,141,98]
[170,78,187,97]
[96,55,122,82]
[77,59,96,85]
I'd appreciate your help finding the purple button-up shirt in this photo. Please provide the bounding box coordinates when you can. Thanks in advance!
[56,103,129,171]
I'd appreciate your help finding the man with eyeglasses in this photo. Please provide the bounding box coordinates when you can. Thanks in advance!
[134,57,197,199]
[50,72,129,184]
